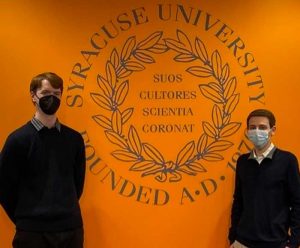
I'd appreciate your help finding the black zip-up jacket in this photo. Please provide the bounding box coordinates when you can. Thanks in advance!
[0,121,86,232]
[229,147,300,248]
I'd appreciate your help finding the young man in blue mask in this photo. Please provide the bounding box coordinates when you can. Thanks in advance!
[229,109,300,248]
[0,72,86,248]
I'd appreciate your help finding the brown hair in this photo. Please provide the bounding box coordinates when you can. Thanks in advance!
[247,109,276,128]
[30,72,63,93]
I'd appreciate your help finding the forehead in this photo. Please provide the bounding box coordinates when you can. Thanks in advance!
[248,116,270,127]
[38,79,61,92]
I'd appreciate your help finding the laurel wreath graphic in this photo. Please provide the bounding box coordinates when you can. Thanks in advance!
[90,29,241,183]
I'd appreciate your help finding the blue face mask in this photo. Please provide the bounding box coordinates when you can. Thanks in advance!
[247,129,270,149]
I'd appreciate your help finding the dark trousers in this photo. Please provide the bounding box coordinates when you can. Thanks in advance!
[12,227,84,248]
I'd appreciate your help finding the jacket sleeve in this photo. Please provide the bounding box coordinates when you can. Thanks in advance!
[228,156,244,244]
[287,153,300,248]
[74,134,86,199]
[0,134,21,223]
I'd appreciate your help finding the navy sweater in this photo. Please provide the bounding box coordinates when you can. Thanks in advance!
[0,121,86,232]
[229,148,300,248]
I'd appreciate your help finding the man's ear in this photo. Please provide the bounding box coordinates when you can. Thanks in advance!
[30,91,36,104]
[270,126,276,136]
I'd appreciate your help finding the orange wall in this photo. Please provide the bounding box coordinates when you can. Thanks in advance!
[0,1,300,247]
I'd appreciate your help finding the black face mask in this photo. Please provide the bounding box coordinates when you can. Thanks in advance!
[37,95,61,115]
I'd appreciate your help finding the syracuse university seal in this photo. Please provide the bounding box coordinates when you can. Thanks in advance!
[66,3,266,205]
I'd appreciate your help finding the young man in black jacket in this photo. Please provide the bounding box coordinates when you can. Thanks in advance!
[229,109,300,248]
[0,72,86,248]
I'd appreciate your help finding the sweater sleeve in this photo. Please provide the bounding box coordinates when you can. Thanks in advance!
[287,153,300,248]
[74,134,86,199]
[228,156,244,244]
[0,134,22,223]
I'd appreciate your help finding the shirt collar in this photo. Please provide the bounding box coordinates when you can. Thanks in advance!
[31,117,61,132]
[249,143,276,160]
